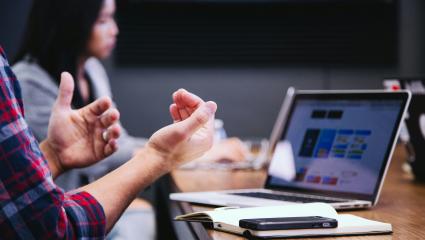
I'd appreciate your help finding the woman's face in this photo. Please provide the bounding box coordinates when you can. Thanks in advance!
[87,0,118,59]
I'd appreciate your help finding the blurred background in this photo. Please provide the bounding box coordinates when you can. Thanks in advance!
[1,0,424,139]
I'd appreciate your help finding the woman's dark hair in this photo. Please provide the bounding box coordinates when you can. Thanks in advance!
[14,0,104,108]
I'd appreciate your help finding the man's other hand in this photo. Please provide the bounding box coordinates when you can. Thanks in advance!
[145,89,217,170]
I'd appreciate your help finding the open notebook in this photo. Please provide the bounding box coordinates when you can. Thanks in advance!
[175,203,392,238]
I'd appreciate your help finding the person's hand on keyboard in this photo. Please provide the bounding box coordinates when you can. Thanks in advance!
[195,137,249,163]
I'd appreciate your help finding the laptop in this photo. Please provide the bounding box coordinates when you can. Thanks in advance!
[171,88,411,209]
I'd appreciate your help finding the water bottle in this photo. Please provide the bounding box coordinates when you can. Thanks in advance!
[214,119,227,142]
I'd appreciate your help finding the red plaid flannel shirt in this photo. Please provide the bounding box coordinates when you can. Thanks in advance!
[0,47,106,239]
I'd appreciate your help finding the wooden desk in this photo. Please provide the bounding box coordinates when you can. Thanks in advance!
[171,145,425,239]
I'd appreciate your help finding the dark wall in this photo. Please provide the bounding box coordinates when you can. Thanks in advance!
[109,0,399,138]
[0,0,414,139]
[116,1,397,67]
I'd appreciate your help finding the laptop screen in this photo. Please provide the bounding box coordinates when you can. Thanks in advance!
[266,92,409,201]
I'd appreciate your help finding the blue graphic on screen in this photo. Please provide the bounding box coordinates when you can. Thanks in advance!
[313,129,337,158]
[268,99,402,195]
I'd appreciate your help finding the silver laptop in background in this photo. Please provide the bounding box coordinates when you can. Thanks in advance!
[171,88,411,210]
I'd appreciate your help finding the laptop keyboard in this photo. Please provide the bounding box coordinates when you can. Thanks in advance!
[230,192,345,203]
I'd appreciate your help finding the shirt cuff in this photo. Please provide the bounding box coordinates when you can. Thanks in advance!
[63,191,106,239]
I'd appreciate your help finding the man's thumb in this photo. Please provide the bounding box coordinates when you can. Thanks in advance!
[178,101,217,136]
[55,72,75,108]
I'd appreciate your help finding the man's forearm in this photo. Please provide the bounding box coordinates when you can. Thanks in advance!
[79,146,171,232]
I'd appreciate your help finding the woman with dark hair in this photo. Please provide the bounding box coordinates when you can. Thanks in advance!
[13,0,247,238]
[14,0,140,189]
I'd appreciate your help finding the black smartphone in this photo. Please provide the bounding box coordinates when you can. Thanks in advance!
[239,216,338,231]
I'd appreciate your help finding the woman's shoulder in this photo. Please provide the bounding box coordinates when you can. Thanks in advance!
[12,59,57,89]
[85,57,104,69]
[85,57,108,79]
[85,57,112,97]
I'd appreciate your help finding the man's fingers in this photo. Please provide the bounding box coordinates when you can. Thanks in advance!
[177,101,217,137]
[172,89,185,108]
[99,108,120,128]
[182,91,204,109]
[55,72,75,108]
[173,89,204,109]
[172,89,205,120]
[104,139,118,156]
[82,97,113,122]
[178,107,190,120]
[170,104,181,122]
[103,124,121,141]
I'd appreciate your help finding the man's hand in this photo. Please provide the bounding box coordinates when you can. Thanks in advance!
[144,89,217,170]
[40,72,121,178]
[80,89,216,231]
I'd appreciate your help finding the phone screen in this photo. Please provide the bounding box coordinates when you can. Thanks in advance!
[239,216,338,231]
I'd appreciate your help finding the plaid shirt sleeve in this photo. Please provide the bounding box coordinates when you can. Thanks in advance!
[0,47,106,239]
